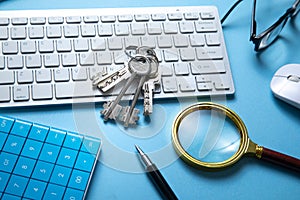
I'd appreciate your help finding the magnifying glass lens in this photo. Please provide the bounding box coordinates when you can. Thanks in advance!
[177,109,241,163]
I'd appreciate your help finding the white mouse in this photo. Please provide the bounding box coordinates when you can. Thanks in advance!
[270,64,300,109]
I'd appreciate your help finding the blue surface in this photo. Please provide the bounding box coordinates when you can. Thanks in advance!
[0,0,300,199]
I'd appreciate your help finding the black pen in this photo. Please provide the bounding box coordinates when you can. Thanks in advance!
[135,145,178,200]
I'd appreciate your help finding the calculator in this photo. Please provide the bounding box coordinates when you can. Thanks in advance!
[0,115,101,199]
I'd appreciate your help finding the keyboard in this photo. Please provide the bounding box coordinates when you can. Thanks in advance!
[0,115,101,199]
[0,6,235,108]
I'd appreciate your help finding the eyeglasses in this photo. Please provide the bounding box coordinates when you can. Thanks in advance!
[221,0,300,51]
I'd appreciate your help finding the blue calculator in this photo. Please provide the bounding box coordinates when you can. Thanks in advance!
[0,115,101,200]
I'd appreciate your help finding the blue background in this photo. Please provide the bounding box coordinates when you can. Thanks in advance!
[1,0,300,199]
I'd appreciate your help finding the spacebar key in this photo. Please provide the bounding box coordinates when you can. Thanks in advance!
[55,82,102,99]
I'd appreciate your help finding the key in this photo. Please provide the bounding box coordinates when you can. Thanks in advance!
[118,55,152,126]
[142,75,160,116]
[142,54,160,116]
[101,55,151,125]
[92,66,131,92]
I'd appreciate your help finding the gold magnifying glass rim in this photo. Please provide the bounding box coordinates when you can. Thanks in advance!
[172,102,251,169]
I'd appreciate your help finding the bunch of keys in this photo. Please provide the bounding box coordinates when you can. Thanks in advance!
[92,46,160,127]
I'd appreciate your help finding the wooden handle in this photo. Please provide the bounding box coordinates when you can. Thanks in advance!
[260,147,300,173]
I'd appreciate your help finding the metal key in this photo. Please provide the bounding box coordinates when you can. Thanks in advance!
[142,56,160,116]
[118,55,152,126]
[92,66,131,92]
[101,55,151,123]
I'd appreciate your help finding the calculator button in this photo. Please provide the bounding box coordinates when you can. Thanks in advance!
[21,139,43,159]
[64,187,84,200]
[10,120,32,137]
[28,124,49,142]
[44,183,65,199]
[56,147,78,167]
[75,151,96,172]
[0,171,10,192]
[50,165,72,186]
[39,143,60,163]
[24,179,47,199]
[68,169,89,190]
[32,161,54,182]
[45,128,66,146]
[0,152,17,173]
[63,132,83,150]
[13,156,36,177]
[3,135,25,155]
[0,133,8,151]
[0,116,14,133]
[81,137,101,154]
[5,175,29,197]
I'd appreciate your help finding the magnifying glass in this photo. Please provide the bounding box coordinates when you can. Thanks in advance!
[172,102,300,172]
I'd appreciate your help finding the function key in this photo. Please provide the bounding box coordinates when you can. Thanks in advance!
[12,17,28,25]
[184,12,199,20]
[48,16,64,24]
[66,16,82,24]
[135,14,150,21]
[151,13,166,21]
[118,14,133,22]
[30,17,46,25]
[167,13,183,20]
[101,15,116,22]
[83,15,99,23]
[0,18,9,26]
[200,11,215,19]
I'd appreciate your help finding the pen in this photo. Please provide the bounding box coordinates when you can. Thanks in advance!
[135,145,178,200]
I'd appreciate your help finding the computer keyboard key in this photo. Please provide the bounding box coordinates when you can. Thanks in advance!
[2,41,18,54]
[30,17,46,25]
[13,85,30,101]
[28,26,45,39]
[32,84,53,100]
[36,69,52,83]
[0,71,14,84]
[0,27,8,39]
[162,77,178,93]
[11,27,27,39]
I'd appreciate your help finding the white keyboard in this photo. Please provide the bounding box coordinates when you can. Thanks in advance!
[0,6,235,108]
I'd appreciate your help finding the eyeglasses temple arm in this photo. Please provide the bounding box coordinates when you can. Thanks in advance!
[250,0,257,39]
[221,0,243,24]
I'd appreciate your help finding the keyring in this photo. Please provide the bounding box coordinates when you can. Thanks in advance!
[172,102,300,172]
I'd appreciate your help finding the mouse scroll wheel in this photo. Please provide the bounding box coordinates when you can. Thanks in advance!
[287,75,300,82]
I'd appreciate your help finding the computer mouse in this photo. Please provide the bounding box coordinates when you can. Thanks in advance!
[270,64,300,109]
